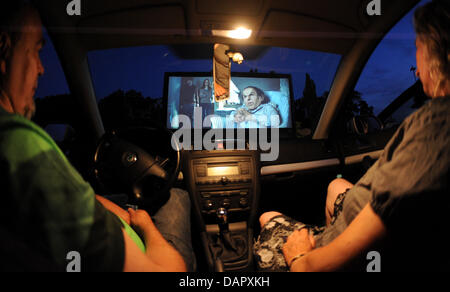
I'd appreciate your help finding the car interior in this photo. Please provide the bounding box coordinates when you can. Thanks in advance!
[28,0,429,271]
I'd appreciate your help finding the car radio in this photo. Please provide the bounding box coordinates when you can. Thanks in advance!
[194,159,252,186]
[182,150,260,222]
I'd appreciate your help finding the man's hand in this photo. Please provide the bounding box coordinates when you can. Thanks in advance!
[234,113,245,123]
[282,228,316,267]
[234,108,252,124]
[128,208,153,239]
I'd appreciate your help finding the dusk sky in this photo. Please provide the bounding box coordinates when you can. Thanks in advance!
[35,0,430,116]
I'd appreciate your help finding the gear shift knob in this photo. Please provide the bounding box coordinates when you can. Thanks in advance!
[216,207,229,232]
[216,207,237,252]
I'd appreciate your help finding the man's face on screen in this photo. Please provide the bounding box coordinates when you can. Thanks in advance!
[243,87,263,110]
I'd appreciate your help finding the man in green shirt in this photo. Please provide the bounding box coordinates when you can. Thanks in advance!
[0,1,191,272]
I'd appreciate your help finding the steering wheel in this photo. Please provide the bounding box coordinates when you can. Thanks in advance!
[93,126,181,215]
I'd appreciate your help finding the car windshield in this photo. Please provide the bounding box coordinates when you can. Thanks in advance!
[87,44,341,136]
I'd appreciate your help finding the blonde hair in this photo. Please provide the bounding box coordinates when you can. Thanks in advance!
[414,0,450,96]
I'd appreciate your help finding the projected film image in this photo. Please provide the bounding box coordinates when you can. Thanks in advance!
[167,75,293,129]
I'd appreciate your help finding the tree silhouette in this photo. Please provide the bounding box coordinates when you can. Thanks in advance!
[292,73,377,137]
[293,74,327,136]
[344,90,374,118]
[98,89,164,131]
[33,94,76,128]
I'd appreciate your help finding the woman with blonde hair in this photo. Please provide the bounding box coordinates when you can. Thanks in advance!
[255,0,450,272]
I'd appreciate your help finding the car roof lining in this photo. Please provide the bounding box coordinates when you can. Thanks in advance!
[37,0,419,55]
[37,0,375,54]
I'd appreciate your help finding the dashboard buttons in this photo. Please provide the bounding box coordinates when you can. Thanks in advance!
[201,192,211,198]
[240,191,248,196]
[221,177,229,185]
[203,200,214,210]
[221,199,231,208]
[196,166,207,177]
[239,198,248,207]
[195,176,251,185]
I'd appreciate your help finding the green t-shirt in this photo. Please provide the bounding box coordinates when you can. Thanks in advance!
[0,107,127,271]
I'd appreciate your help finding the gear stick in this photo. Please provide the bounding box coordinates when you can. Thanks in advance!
[216,207,237,252]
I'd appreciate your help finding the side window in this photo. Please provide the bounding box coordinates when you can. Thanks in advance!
[348,0,429,134]
[33,29,71,145]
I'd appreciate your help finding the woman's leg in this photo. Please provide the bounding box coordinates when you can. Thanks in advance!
[259,178,354,228]
[325,178,354,226]
[259,211,283,229]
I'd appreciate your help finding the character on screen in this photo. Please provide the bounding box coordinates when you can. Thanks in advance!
[228,86,281,128]
[196,79,214,118]
[179,78,196,121]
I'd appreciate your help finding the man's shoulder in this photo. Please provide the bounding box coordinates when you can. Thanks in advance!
[0,110,57,163]
[0,108,42,132]
[261,103,278,112]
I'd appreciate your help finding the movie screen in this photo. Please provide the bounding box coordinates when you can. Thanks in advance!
[166,74,293,129]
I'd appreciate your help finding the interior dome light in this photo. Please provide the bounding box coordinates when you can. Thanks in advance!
[212,27,253,40]
[228,27,252,39]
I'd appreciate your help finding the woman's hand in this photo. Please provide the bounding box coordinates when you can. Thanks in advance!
[282,228,316,267]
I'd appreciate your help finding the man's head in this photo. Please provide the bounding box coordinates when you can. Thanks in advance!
[242,86,265,110]
[0,2,45,119]
[414,0,450,98]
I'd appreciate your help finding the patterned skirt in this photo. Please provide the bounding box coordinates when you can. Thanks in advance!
[253,190,348,271]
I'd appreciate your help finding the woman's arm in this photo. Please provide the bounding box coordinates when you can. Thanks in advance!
[284,203,387,272]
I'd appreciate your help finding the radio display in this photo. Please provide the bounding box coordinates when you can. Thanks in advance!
[207,166,239,176]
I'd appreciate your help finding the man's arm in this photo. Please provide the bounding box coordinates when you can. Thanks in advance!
[265,105,280,127]
[97,196,186,272]
[96,195,130,224]
[128,208,187,272]
[121,229,167,272]
[284,203,386,272]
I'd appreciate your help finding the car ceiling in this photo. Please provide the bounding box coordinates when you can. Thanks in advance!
[37,0,419,56]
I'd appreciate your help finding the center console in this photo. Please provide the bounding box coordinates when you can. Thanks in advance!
[182,150,260,271]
